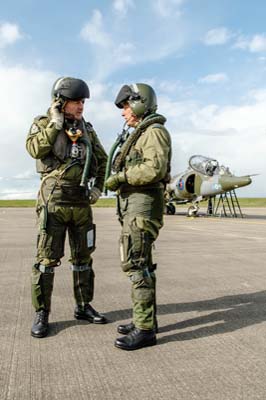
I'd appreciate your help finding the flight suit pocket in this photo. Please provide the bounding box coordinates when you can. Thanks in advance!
[119,197,128,212]
[37,231,63,259]
[120,233,131,272]
[37,232,49,250]
[31,266,41,285]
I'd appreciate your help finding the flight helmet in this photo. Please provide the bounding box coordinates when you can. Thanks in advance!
[51,77,90,100]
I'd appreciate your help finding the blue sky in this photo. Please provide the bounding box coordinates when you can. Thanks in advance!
[0,0,266,198]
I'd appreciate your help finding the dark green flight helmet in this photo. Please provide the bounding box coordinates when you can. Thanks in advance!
[51,77,90,100]
[115,83,157,117]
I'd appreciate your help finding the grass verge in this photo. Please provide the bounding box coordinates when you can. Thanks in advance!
[0,198,265,208]
[0,198,117,208]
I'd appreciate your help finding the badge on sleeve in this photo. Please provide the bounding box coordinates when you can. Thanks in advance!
[30,123,40,135]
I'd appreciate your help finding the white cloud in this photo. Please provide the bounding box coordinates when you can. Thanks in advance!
[80,4,189,80]
[13,170,36,180]
[203,28,266,55]
[0,61,57,199]
[0,187,37,200]
[249,35,266,52]
[80,9,112,47]
[154,0,185,18]
[203,27,232,46]
[113,42,136,64]
[198,73,229,84]
[0,22,23,48]
[113,0,134,16]
[80,9,137,79]
[158,80,188,95]
[0,63,55,134]
[235,34,266,53]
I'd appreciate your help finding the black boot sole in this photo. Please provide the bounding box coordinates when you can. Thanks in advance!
[114,337,157,351]
[31,330,49,338]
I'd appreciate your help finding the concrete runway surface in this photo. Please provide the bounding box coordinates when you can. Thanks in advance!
[0,207,266,400]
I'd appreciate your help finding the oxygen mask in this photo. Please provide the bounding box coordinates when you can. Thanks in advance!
[65,120,83,142]
[65,120,83,159]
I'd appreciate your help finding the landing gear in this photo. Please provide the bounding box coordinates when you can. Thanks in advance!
[187,204,199,217]
[166,203,176,215]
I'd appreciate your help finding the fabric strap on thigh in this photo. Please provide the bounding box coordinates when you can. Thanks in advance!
[38,264,55,273]
[70,263,91,272]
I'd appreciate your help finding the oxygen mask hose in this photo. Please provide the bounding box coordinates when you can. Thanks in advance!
[104,123,129,195]
[79,136,92,187]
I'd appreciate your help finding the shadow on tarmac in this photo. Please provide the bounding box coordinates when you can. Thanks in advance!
[157,290,266,344]
[48,319,89,336]
[105,290,266,345]
[46,291,266,343]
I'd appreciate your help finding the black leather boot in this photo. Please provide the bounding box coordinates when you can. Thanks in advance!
[115,328,156,350]
[31,310,49,338]
[117,320,158,334]
[74,304,107,324]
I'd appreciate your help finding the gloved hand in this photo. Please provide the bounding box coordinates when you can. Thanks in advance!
[166,183,171,192]
[105,171,126,192]
[89,187,102,204]
[50,99,64,130]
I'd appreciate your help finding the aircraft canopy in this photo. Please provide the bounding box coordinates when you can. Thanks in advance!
[189,155,219,176]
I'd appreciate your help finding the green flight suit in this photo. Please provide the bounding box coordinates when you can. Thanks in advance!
[115,113,171,330]
[26,115,107,312]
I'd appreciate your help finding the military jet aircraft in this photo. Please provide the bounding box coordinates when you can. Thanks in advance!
[165,155,252,216]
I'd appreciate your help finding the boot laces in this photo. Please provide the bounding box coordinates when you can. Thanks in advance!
[36,310,48,324]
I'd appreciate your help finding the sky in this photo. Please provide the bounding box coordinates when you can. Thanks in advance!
[0,0,266,198]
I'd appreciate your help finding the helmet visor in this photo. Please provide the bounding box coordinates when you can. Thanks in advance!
[115,85,140,108]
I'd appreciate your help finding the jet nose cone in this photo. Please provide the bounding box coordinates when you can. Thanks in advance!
[220,176,252,191]
[243,176,252,186]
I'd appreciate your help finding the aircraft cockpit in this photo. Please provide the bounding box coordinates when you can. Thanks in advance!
[189,155,219,176]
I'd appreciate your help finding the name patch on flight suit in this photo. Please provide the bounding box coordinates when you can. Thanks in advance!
[87,225,96,250]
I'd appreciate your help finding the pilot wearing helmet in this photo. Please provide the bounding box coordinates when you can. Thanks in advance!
[105,83,172,350]
[26,77,107,338]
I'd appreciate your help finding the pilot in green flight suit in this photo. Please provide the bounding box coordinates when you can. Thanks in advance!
[105,83,172,350]
[26,77,107,338]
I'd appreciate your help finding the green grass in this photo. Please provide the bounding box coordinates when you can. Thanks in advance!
[0,199,36,207]
[0,197,265,208]
[0,198,116,207]
[236,198,266,207]
[93,198,116,207]
[196,198,266,207]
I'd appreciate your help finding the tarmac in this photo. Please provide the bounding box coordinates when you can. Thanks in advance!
[0,206,266,400]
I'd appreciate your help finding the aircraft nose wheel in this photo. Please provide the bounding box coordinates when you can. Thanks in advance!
[166,203,176,215]
[187,204,199,217]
